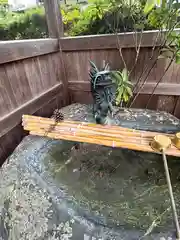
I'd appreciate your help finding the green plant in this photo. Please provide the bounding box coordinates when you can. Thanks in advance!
[132,0,180,109]
[111,68,133,106]
[89,60,133,106]
[0,0,7,4]
[0,4,81,39]
[61,4,81,34]
[143,0,180,64]
[69,0,152,36]
[0,7,48,40]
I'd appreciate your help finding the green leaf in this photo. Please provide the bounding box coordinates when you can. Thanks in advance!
[126,86,133,97]
[116,87,124,105]
[111,71,123,85]
[122,92,129,102]
[89,60,99,73]
[144,0,156,14]
[175,53,180,64]
[135,23,145,30]
[126,81,133,87]
[172,2,180,10]
[121,68,129,83]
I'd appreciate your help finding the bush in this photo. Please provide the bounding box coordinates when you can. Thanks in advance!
[0,7,48,40]
[68,0,156,36]
[0,0,7,4]
[0,5,82,40]
[1,0,177,40]
[61,4,81,35]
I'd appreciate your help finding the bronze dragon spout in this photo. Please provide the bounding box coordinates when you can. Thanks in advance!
[89,60,116,125]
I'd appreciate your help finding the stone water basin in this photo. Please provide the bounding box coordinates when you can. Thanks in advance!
[1,103,180,240]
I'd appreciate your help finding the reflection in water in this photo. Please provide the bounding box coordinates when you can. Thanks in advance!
[43,140,180,232]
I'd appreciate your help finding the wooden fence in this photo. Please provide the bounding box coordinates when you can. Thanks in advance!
[0,39,68,163]
[61,31,180,118]
[0,0,180,164]
[1,31,180,164]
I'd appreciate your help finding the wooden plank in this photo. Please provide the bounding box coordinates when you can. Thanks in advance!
[68,81,180,96]
[130,94,158,110]
[0,67,17,117]
[157,95,177,114]
[44,0,63,38]
[63,48,180,84]
[43,0,68,105]
[24,57,45,97]
[0,39,59,65]
[50,52,68,102]
[0,83,63,138]
[5,61,33,106]
[61,29,180,51]
[0,93,64,166]
[69,90,93,104]
[61,30,167,51]
[173,96,180,118]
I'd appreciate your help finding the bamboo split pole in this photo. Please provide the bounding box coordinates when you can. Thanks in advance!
[151,135,180,239]
[22,115,180,157]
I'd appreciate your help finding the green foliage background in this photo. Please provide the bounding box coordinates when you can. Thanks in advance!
[0,0,179,40]
[0,0,7,5]
[0,7,48,40]
[0,0,169,40]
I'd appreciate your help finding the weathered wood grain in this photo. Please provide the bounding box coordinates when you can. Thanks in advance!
[68,81,180,96]
[63,43,180,116]
[61,30,166,51]
[1,29,180,165]
[0,51,64,135]
[0,45,65,165]
[0,92,64,166]
[0,67,18,116]
[44,0,63,38]
[0,83,63,138]
[63,48,180,84]
[0,39,59,64]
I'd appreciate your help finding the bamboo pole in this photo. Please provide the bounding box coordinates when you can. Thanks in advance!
[22,115,180,157]
[30,130,155,153]
[162,151,180,239]
[24,126,150,145]
[22,115,172,138]
[151,135,180,239]
[23,123,153,141]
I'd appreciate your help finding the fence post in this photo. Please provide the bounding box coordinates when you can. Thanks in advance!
[44,0,69,106]
[44,0,64,38]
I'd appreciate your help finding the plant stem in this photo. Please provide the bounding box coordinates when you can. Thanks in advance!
[129,60,158,108]
[116,32,127,70]
[162,150,180,240]
[145,51,177,109]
